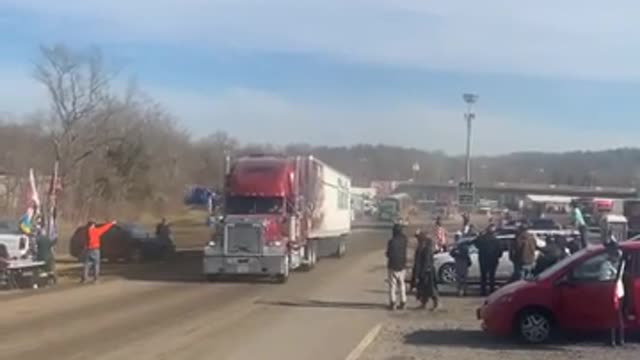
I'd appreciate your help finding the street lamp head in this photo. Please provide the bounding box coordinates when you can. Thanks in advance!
[463,93,478,104]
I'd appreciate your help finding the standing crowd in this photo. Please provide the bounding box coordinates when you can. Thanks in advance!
[384,202,596,311]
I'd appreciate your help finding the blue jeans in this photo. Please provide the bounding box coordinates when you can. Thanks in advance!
[83,249,101,282]
[520,264,534,280]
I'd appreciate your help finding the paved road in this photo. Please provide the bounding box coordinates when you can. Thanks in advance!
[1,229,393,360]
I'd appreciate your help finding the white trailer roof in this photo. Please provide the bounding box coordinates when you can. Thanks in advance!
[525,194,575,204]
[603,214,627,223]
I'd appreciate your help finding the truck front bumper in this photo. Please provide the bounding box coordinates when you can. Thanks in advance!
[203,255,286,276]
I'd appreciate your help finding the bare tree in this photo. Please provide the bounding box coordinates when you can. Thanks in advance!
[34,44,123,181]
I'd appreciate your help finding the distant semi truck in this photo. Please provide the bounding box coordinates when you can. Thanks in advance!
[203,154,351,283]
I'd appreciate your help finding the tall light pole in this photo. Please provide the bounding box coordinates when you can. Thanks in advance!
[463,93,478,183]
[412,162,420,182]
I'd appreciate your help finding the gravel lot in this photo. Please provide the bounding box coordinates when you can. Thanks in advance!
[360,287,640,360]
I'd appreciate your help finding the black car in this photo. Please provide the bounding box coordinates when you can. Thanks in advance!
[529,218,562,230]
[69,222,175,262]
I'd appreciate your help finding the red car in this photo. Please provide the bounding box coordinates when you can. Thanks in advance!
[478,241,640,344]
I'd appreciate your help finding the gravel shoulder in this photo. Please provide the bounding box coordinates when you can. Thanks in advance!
[360,288,640,360]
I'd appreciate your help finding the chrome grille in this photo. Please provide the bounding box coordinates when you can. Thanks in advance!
[225,223,262,254]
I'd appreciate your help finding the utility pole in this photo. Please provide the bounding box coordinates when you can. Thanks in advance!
[463,93,478,183]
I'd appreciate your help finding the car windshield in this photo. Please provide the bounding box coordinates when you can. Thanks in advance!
[226,196,284,215]
[379,200,397,212]
[530,219,559,230]
[535,247,591,281]
[0,220,19,234]
[119,223,147,236]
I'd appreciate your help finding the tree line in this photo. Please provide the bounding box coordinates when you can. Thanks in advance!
[1,44,638,221]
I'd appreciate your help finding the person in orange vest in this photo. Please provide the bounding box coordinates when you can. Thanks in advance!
[82,220,116,284]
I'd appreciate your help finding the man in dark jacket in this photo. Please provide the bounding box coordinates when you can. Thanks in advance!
[450,240,472,297]
[533,235,566,275]
[156,218,171,241]
[473,224,503,296]
[386,223,408,310]
[509,224,526,282]
[411,230,440,310]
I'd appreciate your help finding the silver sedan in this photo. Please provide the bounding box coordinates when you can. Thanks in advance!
[433,233,556,285]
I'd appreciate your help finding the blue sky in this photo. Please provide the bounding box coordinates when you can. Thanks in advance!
[2,1,640,155]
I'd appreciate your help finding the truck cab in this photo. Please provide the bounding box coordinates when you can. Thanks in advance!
[599,214,628,243]
[203,154,351,283]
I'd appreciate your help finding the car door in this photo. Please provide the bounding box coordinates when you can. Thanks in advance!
[467,245,481,280]
[495,234,514,280]
[495,250,513,280]
[626,250,640,327]
[554,251,618,331]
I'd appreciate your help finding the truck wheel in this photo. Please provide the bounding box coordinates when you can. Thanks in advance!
[334,237,347,258]
[301,241,317,271]
[276,256,290,283]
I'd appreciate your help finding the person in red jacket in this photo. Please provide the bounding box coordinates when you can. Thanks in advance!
[82,220,116,284]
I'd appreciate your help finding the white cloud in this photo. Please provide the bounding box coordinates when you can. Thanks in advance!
[148,85,639,155]
[4,0,640,80]
[0,63,635,155]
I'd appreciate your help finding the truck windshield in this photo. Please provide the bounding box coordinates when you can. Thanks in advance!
[379,200,397,212]
[226,196,284,215]
[624,200,640,229]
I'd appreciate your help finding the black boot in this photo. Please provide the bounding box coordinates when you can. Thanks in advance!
[617,327,625,346]
[609,329,617,347]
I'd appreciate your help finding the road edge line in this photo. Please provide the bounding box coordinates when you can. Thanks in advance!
[344,322,382,360]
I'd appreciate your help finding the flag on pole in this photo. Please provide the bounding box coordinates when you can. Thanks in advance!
[18,168,40,235]
[46,161,60,240]
[28,168,40,209]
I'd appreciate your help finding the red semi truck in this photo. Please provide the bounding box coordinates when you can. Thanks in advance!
[203,154,352,283]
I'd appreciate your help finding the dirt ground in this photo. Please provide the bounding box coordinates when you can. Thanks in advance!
[1,228,391,360]
[7,211,621,360]
[360,213,639,360]
[360,286,640,360]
